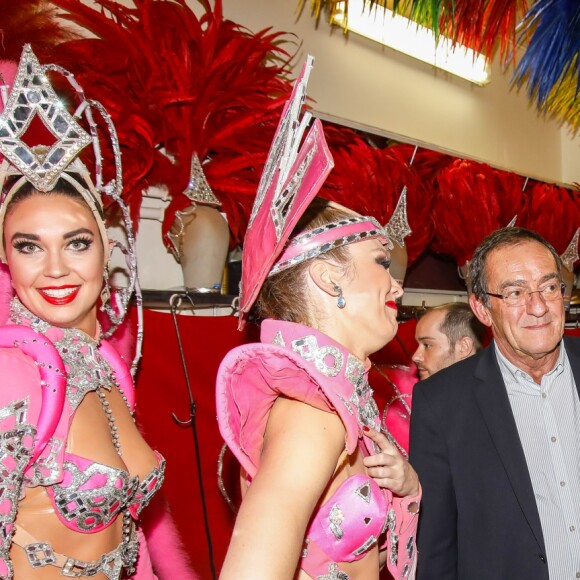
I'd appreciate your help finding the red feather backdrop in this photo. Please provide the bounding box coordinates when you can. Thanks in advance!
[0,0,79,62]
[521,181,580,264]
[51,0,295,247]
[431,159,526,266]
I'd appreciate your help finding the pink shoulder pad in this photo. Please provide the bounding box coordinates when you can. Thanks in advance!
[216,342,360,479]
[0,325,66,467]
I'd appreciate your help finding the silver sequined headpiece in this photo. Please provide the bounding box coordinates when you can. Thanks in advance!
[560,228,580,272]
[0,45,142,370]
[385,187,412,248]
[270,216,390,275]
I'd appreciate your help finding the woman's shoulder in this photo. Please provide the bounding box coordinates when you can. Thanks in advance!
[217,342,344,477]
[0,323,63,376]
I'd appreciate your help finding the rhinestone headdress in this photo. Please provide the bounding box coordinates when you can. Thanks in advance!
[238,56,334,327]
[560,227,580,272]
[270,216,389,275]
[239,56,392,328]
[0,45,142,369]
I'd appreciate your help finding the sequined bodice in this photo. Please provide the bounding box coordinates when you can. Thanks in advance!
[46,451,165,533]
[5,298,166,533]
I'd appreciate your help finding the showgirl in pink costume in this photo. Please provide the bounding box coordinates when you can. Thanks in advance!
[216,58,421,579]
[0,46,165,579]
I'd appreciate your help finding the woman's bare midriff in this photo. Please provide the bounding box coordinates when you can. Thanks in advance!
[10,387,158,579]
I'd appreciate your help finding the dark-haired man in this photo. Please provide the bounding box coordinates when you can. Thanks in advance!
[412,302,486,380]
[411,227,580,579]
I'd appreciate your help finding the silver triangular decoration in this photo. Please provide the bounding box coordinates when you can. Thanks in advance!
[560,228,580,272]
[0,45,91,191]
[182,153,221,207]
[385,186,412,247]
[272,330,286,347]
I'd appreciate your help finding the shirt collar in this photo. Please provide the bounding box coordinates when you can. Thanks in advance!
[494,339,565,385]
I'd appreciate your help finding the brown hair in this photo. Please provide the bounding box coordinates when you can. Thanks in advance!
[252,198,356,326]
[1,178,99,253]
[424,302,486,352]
[4,178,90,219]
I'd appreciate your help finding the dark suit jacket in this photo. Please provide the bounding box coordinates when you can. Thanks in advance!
[409,336,580,580]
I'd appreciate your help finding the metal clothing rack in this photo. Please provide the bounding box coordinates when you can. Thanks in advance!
[141,289,239,315]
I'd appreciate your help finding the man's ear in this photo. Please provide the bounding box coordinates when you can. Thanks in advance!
[455,335,475,361]
[307,259,344,298]
[469,294,492,327]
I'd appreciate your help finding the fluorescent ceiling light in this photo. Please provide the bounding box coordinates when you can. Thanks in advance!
[331,0,490,86]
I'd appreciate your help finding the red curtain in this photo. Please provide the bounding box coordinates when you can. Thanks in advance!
[135,309,257,579]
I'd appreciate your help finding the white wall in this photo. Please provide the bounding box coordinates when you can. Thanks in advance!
[561,128,580,185]
[223,0,578,185]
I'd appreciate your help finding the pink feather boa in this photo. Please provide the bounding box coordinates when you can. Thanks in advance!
[137,494,198,579]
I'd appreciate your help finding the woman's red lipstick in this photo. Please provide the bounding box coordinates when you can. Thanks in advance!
[386,301,398,311]
[37,285,80,305]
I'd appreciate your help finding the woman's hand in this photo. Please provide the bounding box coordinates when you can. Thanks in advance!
[362,426,420,498]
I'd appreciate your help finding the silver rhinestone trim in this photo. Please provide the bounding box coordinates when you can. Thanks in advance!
[329,504,344,540]
[355,481,372,504]
[272,331,286,347]
[291,336,343,378]
[352,534,378,557]
[317,562,350,580]
[270,216,389,276]
[25,542,57,567]
[270,147,315,240]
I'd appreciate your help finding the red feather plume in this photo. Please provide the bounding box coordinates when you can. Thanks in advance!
[50,0,295,247]
[521,181,580,261]
[0,0,79,62]
[431,159,526,266]
[320,127,432,266]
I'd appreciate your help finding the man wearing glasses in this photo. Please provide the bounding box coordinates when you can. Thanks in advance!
[410,228,580,580]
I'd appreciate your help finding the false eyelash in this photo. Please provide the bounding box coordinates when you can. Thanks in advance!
[68,236,94,250]
[13,240,39,254]
[377,258,391,270]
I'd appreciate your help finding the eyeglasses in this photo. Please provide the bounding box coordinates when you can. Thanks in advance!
[485,282,566,307]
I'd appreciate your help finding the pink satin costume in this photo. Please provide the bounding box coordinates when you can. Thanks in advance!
[217,319,420,579]
[0,298,165,579]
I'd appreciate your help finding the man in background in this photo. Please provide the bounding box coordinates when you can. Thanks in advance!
[412,302,486,380]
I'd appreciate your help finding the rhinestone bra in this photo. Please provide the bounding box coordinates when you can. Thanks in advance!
[45,451,165,533]
[304,473,388,565]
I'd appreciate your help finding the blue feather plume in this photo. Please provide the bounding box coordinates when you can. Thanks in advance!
[513,0,580,108]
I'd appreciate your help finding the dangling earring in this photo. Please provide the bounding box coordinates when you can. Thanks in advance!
[333,284,346,309]
[100,264,111,311]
